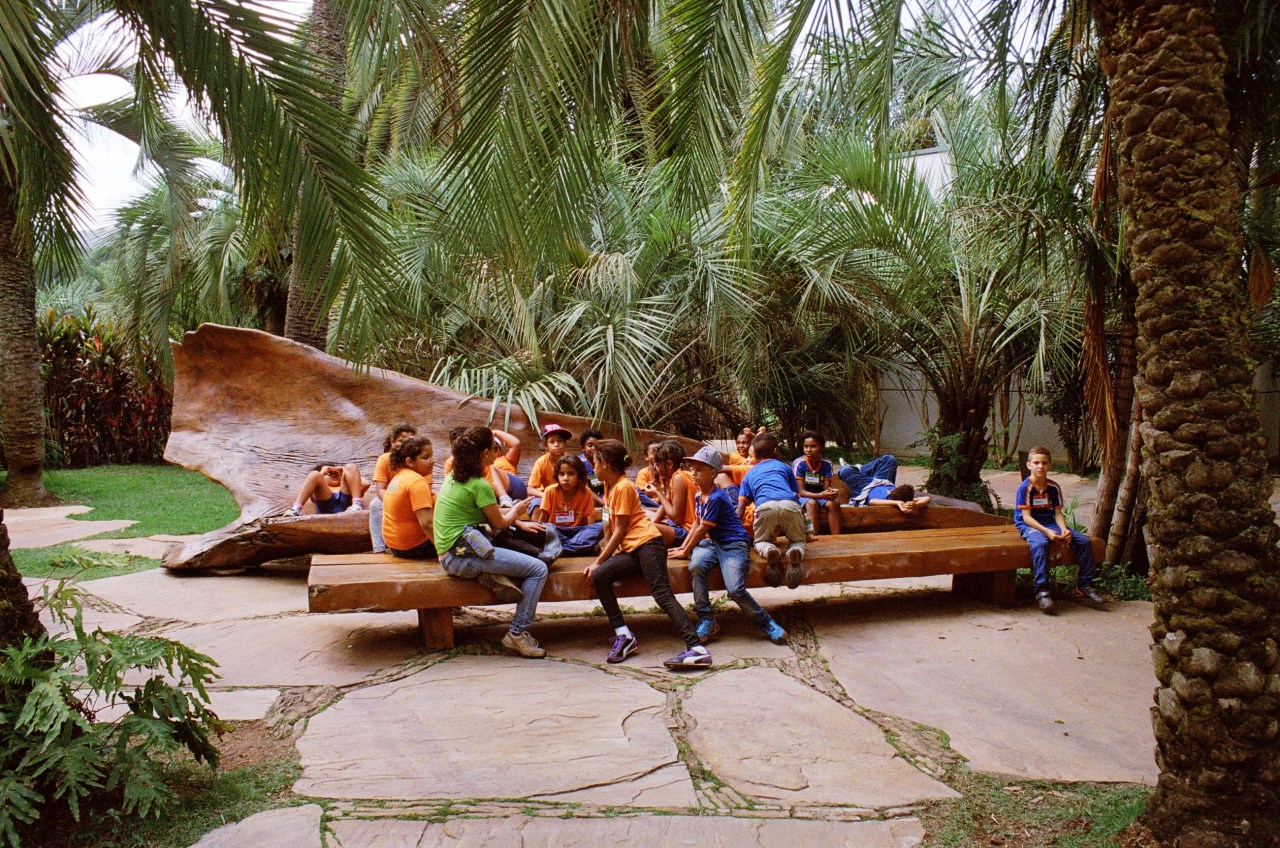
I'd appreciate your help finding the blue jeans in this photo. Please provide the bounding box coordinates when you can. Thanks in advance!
[505,473,528,500]
[836,454,898,495]
[553,522,604,555]
[1019,527,1097,591]
[440,547,548,633]
[369,497,386,553]
[689,539,769,624]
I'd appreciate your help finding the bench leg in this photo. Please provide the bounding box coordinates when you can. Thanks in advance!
[953,570,1016,605]
[417,608,455,650]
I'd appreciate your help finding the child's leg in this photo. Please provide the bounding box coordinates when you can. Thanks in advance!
[688,542,719,621]
[752,504,782,559]
[803,498,818,527]
[823,499,842,535]
[634,539,699,648]
[294,470,331,507]
[719,542,770,624]
[561,523,604,554]
[339,463,364,496]
[860,455,898,483]
[779,503,808,557]
[590,552,642,630]
[1018,527,1053,591]
[1068,529,1097,586]
[505,473,529,501]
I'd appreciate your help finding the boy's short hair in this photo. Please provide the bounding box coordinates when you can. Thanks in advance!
[752,433,778,458]
[800,430,824,446]
[887,484,915,502]
[1027,445,1053,461]
[580,428,605,442]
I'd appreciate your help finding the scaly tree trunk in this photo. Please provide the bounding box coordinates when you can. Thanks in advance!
[0,182,49,506]
[1096,2,1280,844]
[0,514,44,651]
[283,0,347,349]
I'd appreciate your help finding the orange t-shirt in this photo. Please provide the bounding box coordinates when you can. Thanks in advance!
[726,458,757,486]
[529,453,560,490]
[494,456,518,476]
[604,477,661,552]
[374,453,393,485]
[382,468,436,551]
[635,465,656,491]
[541,483,596,528]
[672,469,698,531]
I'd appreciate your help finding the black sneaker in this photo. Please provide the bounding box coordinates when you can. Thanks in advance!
[1075,586,1108,608]
[764,548,784,587]
[1036,590,1055,614]
[784,547,804,589]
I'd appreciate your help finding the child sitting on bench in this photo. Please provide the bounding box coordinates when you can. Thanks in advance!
[288,461,370,515]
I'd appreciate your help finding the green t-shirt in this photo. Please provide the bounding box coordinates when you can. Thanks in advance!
[433,474,498,553]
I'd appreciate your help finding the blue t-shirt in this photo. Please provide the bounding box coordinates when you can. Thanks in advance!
[859,482,893,504]
[693,487,751,546]
[578,453,605,496]
[791,457,834,493]
[1014,478,1063,530]
[739,458,799,505]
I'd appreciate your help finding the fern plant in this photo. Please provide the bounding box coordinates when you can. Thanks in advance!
[0,582,227,846]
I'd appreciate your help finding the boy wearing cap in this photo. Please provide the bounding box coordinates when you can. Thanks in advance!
[526,423,573,511]
[671,446,788,644]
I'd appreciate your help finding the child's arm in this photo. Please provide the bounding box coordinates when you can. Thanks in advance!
[414,507,434,539]
[670,521,710,560]
[868,497,914,513]
[1018,505,1063,540]
[736,496,749,522]
[493,429,521,467]
[1052,507,1071,539]
[667,473,691,527]
[585,520,628,576]
[533,506,551,523]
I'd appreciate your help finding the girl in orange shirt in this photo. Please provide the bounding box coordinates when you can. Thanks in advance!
[585,440,710,669]
[533,456,604,555]
[645,440,696,548]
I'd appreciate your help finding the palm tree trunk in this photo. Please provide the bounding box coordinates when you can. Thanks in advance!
[0,514,44,651]
[1105,395,1144,565]
[283,0,347,349]
[0,183,49,506]
[1096,2,1280,843]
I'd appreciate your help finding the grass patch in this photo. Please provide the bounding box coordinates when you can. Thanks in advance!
[13,545,160,581]
[920,770,1150,847]
[1013,563,1151,602]
[14,464,240,537]
[25,751,301,848]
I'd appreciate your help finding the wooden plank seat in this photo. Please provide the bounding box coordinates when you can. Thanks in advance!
[308,506,1103,650]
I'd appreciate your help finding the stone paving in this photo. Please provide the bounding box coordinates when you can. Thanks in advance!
[6,471,1189,846]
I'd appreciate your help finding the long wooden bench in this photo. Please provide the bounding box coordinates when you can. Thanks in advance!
[308,506,1104,649]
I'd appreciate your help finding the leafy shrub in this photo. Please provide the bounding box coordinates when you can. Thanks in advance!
[36,306,171,468]
[0,582,227,847]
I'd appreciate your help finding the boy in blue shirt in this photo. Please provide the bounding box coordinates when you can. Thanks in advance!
[671,447,788,644]
[793,430,842,536]
[736,434,807,589]
[1015,445,1106,614]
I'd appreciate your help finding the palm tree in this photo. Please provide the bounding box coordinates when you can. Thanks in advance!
[0,0,400,649]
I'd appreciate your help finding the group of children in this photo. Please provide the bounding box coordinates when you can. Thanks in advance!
[288,424,1105,665]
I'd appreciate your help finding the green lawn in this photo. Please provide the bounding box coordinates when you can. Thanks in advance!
[4,464,238,580]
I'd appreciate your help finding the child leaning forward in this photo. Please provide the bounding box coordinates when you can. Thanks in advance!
[533,455,604,556]
[584,439,710,669]
[670,447,787,645]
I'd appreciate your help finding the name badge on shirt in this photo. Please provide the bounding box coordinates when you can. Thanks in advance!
[804,471,821,487]
[602,505,611,531]
[1031,495,1050,507]
[554,508,575,526]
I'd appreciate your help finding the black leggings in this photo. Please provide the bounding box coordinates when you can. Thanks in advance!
[591,538,698,648]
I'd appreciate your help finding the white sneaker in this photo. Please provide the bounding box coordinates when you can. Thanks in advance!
[498,495,515,508]
[346,503,364,512]
[286,505,302,516]
[502,630,546,658]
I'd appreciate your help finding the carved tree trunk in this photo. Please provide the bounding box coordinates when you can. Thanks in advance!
[0,515,44,651]
[1096,2,1280,843]
[0,181,49,506]
[283,0,347,349]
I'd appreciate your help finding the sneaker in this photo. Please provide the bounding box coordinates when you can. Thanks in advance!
[498,495,515,508]
[1036,590,1056,614]
[663,646,713,670]
[695,618,720,644]
[784,547,804,589]
[1076,585,1108,608]
[502,630,546,658]
[606,633,639,664]
[346,502,364,512]
[285,505,302,516]
[761,618,787,644]
[372,546,388,554]
[764,548,784,587]
[478,572,524,603]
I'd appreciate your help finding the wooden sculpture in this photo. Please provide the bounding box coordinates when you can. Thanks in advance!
[162,324,697,571]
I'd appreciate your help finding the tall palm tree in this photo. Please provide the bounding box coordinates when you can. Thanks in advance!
[0,0,400,649]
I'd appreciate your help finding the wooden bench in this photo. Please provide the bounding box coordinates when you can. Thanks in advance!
[308,506,1104,649]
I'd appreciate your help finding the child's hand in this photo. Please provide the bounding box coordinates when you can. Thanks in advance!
[669,546,690,560]
[821,488,838,499]
[583,559,602,577]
